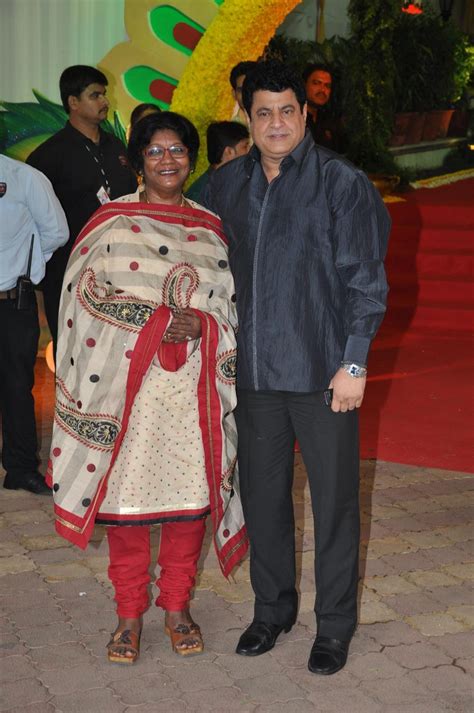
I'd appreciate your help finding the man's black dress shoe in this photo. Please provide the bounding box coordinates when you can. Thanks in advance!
[236,621,292,656]
[308,636,350,675]
[3,472,52,496]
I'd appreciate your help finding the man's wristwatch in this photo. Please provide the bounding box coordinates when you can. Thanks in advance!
[341,362,367,378]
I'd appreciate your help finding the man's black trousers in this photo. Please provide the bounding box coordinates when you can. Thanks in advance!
[0,296,40,482]
[236,389,360,641]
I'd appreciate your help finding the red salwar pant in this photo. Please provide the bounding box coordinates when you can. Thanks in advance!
[107,519,206,618]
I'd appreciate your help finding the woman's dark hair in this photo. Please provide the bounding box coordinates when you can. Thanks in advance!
[129,102,161,128]
[207,121,249,164]
[59,65,108,113]
[242,61,306,116]
[128,111,200,174]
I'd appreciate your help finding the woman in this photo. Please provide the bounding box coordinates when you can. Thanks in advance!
[47,112,248,662]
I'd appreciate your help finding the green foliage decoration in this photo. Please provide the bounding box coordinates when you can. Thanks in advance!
[344,0,400,173]
[392,10,474,112]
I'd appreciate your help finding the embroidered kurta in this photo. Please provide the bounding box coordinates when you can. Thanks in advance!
[47,198,248,576]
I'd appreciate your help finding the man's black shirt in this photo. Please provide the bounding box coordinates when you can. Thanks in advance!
[206,132,391,392]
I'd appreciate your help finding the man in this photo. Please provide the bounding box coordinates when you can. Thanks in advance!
[229,61,257,126]
[186,121,250,203]
[0,155,69,494]
[303,63,343,152]
[27,65,137,353]
[206,61,390,675]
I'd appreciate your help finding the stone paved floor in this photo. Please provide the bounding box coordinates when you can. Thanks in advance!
[0,362,473,712]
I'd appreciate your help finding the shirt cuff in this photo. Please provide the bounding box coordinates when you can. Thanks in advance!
[342,335,371,367]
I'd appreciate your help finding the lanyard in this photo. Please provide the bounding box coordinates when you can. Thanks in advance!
[84,142,111,195]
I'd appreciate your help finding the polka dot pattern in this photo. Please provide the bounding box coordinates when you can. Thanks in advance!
[86,338,96,348]
[129,261,139,271]
[99,351,209,518]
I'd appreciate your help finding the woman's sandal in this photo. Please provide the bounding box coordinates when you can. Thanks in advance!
[107,628,141,664]
[164,622,204,656]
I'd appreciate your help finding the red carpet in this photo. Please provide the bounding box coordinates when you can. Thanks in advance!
[360,178,474,472]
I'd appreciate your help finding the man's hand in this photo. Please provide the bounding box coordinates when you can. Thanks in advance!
[328,368,366,413]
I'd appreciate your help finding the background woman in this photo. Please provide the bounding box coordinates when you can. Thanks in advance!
[47,112,247,663]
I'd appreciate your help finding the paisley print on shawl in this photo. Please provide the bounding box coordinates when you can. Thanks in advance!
[56,402,121,451]
[78,267,158,332]
[221,458,236,492]
[216,349,237,386]
[161,262,199,309]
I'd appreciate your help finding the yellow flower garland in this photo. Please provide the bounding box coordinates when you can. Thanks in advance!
[171,0,300,178]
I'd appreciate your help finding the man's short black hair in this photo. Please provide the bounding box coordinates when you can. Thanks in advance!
[242,61,306,116]
[302,63,333,84]
[130,103,161,128]
[59,65,108,114]
[128,111,199,174]
[229,61,258,90]
[206,121,249,165]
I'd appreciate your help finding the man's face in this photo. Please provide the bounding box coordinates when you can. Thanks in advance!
[221,137,250,166]
[248,89,307,163]
[233,74,246,112]
[69,83,109,124]
[305,70,332,108]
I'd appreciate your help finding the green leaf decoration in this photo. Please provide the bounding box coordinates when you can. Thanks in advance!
[31,90,68,125]
[123,66,178,110]
[5,134,53,162]
[113,112,127,145]
[149,5,204,56]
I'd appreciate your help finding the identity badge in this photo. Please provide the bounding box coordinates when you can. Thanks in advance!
[97,185,110,205]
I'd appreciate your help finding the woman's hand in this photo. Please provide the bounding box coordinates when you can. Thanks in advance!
[164,308,202,343]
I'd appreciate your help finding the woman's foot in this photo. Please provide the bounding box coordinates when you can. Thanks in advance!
[164,609,203,656]
[107,616,142,664]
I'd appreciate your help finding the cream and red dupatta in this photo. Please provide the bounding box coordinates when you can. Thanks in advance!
[47,200,248,577]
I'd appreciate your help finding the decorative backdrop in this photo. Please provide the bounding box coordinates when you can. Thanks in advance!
[1,0,300,177]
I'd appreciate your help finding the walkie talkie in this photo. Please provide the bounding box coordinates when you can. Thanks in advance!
[16,234,35,310]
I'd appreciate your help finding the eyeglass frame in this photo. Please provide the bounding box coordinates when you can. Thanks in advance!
[142,144,189,161]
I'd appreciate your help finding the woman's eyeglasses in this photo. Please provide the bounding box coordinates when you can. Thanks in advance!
[143,145,189,160]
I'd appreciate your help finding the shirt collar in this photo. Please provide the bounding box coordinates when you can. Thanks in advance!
[64,121,109,146]
[244,131,314,178]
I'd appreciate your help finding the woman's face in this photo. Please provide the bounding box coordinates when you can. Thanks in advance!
[142,129,191,199]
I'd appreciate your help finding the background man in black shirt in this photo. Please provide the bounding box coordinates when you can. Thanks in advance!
[303,63,344,152]
[27,65,137,353]
[206,61,390,675]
